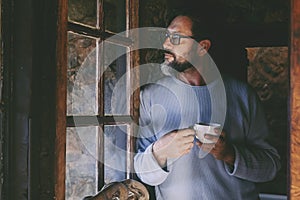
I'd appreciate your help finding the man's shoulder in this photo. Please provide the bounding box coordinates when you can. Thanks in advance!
[222,74,251,89]
[222,74,257,98]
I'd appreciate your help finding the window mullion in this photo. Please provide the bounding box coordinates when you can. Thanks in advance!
[127,0,140,180]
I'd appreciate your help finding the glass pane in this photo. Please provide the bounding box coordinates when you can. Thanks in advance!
[247,46,288,195]
[104,0,126,33]
[104,124,128,184]
[68,0,98,27]
[66,126,99,200]
[67,32,98,116]
[103,43,129,115]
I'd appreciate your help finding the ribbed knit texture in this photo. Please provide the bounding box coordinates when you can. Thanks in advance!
[134,75,281,200]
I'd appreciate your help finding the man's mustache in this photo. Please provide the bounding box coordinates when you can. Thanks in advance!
[163,49,175,57]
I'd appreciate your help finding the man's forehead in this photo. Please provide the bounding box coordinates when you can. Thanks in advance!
[167,16,193,35]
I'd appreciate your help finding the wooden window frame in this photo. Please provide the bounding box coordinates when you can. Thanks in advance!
[55,0,139,199]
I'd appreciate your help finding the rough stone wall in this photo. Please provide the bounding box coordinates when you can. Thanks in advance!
[67,2,99,199]
[247,47,288,194]
[66,127,98,200]
[67,32,99,199]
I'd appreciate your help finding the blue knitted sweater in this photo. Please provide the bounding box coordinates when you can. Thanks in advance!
[134,75,280,200]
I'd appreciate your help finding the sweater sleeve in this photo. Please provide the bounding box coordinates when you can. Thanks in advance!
[225,87,281,182]
[133,87,169,186]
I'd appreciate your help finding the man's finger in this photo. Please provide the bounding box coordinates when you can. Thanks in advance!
[204,133,219,143]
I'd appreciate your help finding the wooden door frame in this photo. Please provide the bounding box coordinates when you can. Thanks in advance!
[55,0,68,199]
[289,0,300,199]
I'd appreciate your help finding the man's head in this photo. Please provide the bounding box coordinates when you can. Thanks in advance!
[163,15,211,72]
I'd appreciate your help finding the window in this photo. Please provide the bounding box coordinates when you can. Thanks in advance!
[65,0,139,199]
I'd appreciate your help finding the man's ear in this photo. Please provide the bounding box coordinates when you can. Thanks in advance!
[197,39,211,56]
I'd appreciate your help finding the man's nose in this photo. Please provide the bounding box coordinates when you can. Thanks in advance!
[163,36,172,50]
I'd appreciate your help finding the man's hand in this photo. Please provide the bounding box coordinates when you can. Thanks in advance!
[153,128,195,167]
[196,128,235,167]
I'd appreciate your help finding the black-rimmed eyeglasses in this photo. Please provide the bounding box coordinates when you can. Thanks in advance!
[165,31,195,45]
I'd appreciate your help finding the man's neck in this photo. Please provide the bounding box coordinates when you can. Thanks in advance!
[177,67,206,86]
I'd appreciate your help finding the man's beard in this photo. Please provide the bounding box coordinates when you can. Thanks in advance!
[164,46,199,73]
[168,59,193,72]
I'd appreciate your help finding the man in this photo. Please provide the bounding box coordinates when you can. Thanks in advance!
[134,15,281,199]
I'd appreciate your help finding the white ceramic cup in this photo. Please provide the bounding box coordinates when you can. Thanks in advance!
[193,122,221,144]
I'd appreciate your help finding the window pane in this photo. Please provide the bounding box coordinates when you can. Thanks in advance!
[67,32,98,116]
[66,127,99,200]
[104,0,126,33]
[104,124,128,184]
[103,43,129,115]
[68,0,99,27]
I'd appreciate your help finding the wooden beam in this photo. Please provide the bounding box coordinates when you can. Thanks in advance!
[127,0,140,180]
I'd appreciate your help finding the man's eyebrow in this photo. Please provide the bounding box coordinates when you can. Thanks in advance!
[166,30,181,34]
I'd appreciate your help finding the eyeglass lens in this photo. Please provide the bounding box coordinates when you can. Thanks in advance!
[165,32,180,45]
